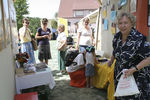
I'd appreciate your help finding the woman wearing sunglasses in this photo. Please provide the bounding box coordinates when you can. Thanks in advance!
[35,18,52,64]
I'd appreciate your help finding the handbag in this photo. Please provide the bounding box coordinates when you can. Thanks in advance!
[114,69,140,97]
[31,39,38,51]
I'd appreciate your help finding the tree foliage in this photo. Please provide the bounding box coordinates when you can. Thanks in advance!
[14,0,29,30]
[54,12,58,19]
[28,17,41,36]
[51,19,58,29]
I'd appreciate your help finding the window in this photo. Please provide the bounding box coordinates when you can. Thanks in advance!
[0,1,5,51]
[74,10,84,17]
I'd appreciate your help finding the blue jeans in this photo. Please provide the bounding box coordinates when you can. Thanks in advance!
[21,42,35,64]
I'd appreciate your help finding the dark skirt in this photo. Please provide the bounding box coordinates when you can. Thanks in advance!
[38,45,51,61]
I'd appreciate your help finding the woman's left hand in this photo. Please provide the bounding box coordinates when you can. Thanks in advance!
[124,68,136,78]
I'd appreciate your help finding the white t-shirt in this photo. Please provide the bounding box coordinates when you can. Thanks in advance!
[85,52,94,66]
[67,53,84,72]
[77,26,92,46]
[57,32,67,51]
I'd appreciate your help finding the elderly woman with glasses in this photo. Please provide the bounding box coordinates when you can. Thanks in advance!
[19,17,35,64]
[108,12,150,100]
[35,18,52,64]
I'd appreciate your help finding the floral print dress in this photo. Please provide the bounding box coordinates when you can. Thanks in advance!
[113,28,150,100]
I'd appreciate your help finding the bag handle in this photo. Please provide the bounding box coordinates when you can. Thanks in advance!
[116,69,128,81]
[116,71,123,81]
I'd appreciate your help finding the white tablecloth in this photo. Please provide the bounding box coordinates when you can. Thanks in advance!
[15,67,55,94]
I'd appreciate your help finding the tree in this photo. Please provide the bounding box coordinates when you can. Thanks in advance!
[51,19,57,29]
[14,0,29,30]
[28,17,41,36]
[54,12,58,19]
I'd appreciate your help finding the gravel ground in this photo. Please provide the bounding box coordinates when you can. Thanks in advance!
[34,40,107,100]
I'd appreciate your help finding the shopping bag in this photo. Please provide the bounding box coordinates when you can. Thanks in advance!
[114,69,140,97]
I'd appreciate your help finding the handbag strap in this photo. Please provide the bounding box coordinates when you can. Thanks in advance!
[116,71,123,81]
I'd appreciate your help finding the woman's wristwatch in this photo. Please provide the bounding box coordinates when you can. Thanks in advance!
[134,66,139,71]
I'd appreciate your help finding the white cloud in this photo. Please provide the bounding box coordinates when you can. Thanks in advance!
[27,0,60,19]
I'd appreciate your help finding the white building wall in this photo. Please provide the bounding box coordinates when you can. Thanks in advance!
[0,0,18,99]
[0,45,15,100]
[97,0,129,57]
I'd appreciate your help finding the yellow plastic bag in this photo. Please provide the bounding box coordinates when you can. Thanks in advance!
[107,61,115,100]
[93,62,113,88]
[92,60,116,100]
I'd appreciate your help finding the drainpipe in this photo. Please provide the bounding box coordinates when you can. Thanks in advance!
[95,7,102,49]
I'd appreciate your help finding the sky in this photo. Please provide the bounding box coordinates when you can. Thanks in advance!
[27,0,60,19]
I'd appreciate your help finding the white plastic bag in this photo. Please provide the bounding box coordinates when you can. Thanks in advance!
[114,69,140,97]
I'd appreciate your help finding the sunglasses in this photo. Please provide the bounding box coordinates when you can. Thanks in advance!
[43,23,47,25]
[24,22,29,24]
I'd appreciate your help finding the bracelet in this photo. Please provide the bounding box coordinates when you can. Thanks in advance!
[135,66,139,71]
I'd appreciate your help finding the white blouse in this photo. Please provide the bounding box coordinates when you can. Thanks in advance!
[77,26,92,46]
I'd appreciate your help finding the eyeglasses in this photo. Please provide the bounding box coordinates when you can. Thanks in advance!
[43,23,47,25]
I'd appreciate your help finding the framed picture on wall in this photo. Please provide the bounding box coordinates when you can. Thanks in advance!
[148,0,150,26]
[130,0,137,13]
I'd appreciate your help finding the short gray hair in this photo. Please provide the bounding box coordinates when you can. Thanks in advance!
[117,12,136,27]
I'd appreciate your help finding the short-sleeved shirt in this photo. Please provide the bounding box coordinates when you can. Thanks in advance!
[57,32,67,51]
[19,26,31,43]
[37,27,51,45]
[77,26,92,46]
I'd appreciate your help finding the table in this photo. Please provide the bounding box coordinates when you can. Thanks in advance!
[15,67,55,94]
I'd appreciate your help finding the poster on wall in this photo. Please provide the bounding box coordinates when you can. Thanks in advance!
[130,0,136,13]
[111,4,115,11]
[111,23,116,34]
[111,11,116,21]
[104,19,108,30]
[107,0,110,5]
[103,6,107,18]
[118,0,127,10]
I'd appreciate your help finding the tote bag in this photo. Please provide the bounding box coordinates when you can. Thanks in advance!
[31,39,38,51]
[114,69,140,97]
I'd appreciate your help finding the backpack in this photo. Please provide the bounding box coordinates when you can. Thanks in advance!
[67,36,74,45]
[65,49,79,66]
